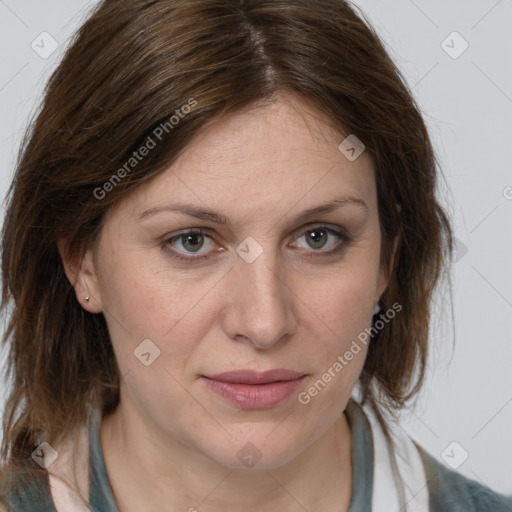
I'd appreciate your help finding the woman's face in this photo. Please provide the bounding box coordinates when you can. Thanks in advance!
[72,94,394,469]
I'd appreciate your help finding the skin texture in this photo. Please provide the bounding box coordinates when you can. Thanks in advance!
[59,93,396,512]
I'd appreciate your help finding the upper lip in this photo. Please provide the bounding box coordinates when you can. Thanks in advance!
[203,369,306,384]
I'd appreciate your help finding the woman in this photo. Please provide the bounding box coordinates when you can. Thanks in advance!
[0,0,511,510]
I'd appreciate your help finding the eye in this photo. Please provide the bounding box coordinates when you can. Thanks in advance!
[292,225,350,255]
[162,229,218,261]
[161,225,351,262]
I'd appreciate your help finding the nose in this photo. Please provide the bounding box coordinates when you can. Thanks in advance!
[221,246,298,349]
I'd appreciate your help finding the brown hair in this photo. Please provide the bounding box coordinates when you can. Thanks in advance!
[1,0,453,492]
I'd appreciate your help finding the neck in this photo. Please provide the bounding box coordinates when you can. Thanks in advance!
[100,399,353,512]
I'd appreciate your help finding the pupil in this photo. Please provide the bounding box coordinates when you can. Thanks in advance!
[308,229,327,249]
[183,233,203,252]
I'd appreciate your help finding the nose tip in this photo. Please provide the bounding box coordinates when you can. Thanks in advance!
[233,301,295,349]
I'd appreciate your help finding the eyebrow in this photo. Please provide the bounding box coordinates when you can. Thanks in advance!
[136,194,368,225]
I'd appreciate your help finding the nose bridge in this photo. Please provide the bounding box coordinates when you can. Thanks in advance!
[225,239,296,347]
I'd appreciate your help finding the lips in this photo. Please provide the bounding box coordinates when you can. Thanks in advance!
[203,369,306,384]
[200,369,307,409]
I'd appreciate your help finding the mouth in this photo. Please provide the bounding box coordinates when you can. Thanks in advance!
[200,369,307,409]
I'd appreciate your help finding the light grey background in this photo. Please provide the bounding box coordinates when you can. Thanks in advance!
[0,0,511,495]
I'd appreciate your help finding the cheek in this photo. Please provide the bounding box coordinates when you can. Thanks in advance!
[295,283,374,419]
[96,249,220,372]
[96,254,213,421]
[295,265,377,388]
[303,267,377,339]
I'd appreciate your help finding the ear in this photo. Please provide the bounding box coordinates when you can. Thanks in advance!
[376,233,399,302]
[57,237,103,314]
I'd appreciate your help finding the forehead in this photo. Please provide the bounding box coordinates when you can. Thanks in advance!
[117,95,376,223]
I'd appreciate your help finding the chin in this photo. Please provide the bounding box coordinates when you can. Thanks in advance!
[198,434,304,470]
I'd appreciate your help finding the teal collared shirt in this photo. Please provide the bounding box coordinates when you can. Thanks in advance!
[2,399,512,511]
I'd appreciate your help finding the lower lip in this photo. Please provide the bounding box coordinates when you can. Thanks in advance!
[201,376,306,409]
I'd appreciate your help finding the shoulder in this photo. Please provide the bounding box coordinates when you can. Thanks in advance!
[0,419,91,512]
[0,462,55,512]
[415,442,512,511]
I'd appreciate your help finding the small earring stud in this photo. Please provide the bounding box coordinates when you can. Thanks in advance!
[84,296,90,304]
[373,302,381,315]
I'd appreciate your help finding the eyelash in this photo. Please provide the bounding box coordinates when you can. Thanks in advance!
[161,225,352,263]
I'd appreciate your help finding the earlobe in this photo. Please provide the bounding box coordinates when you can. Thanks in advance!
[56,237,103,314]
